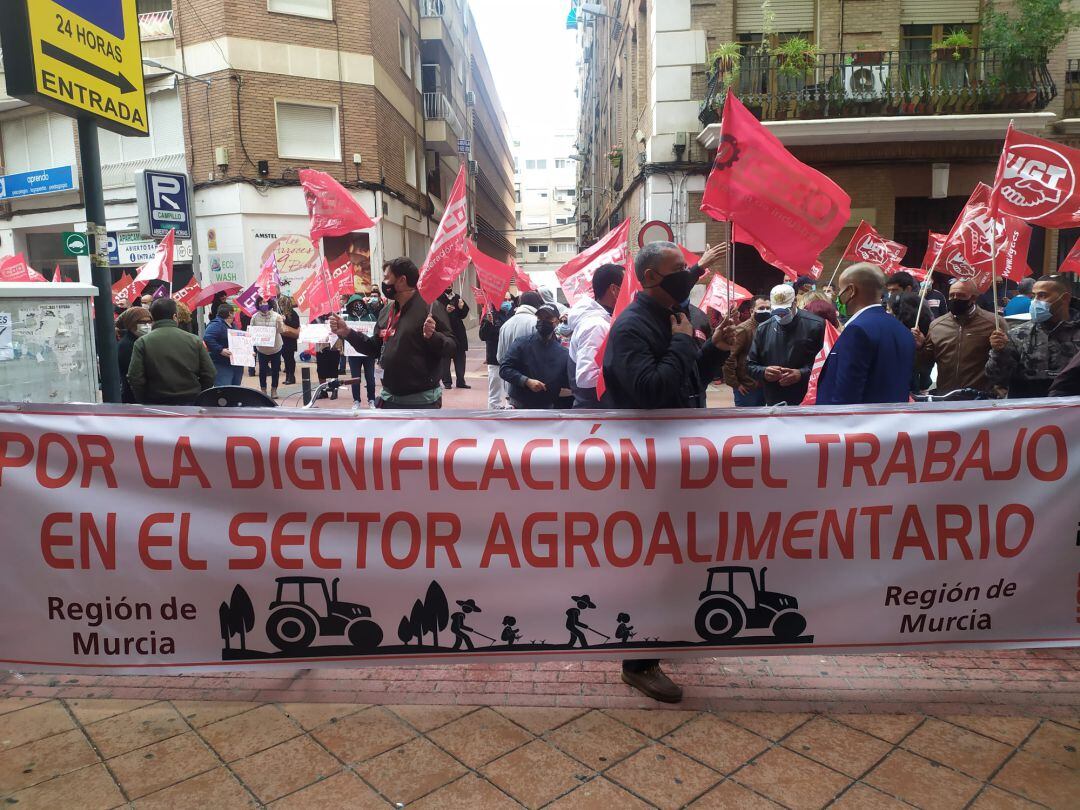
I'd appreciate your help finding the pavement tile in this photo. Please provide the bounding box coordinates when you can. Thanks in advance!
[84,702,186,758]
[1018,720,1080,770]
[992,750,1080,808]
[200,704,301,762]
[0,697,48,716]
[268,770,389,809]
[0,728,98,793]
[482,739,593,808]
[388,703,477,732]
[495,706,587,735]
[171,700,260,728]
[829,783,911,809]
[134,766,255,809]
[688,779,784,809]
[310,706,414,764]
[718,711,812,741]
[937,715,1040,745]
[733,747,852,810]
[902,718,1014,780]
[664,714,770,774]
[356,737,467,804]
[605,743,721,810]
[65,698,156,725]
[277,702,366,731]
[604,708,698,739]
[969,786,1045,809]
[547,710,649,770]
[427,706,533,768]
[545,775,654,809]
[230,735,340,804]
[782,716,893,778]
[864,749,982,810]
[107,731,219,799]
[833,713,924,744]
[0,701,76,751]
[407,773,520,809]
[2,762,124,810]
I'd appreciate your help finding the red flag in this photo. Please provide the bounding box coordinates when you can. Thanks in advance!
[841,221,907,272]
[513,261,537,293]
[467,241,514,313]
[300,169,378,247]
[595,261,644,400]
[51,265,62,283]
[111,274,147,307]
[172,277,203,307]
[556,219,630,305]
[702,272,753,315]
[294,260,338,318]
[801,320,840,405]
[732,227,823,280]
[701,93,850,275]
[938,184,1032,293]
[0,254,45,282]
[416,166,471,303]
[917,232,948,281]
[255,252,282,298]
[990,124,1080,228]
[133,229,175,285]
[1058,237,1080,275]
[328,255,356,298]
[472,287,487,310]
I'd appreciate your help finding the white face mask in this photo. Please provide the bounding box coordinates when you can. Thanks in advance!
[137,323,152,336]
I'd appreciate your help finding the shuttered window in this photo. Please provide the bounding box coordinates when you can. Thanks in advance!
[736,0,814,34]
[267,0,332,20]
[275,102,340,161]
[900,0,980,25]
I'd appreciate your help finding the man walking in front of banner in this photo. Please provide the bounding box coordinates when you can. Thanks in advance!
[816,263,914,405]
[601,241,734,702]
[329,257,457,409]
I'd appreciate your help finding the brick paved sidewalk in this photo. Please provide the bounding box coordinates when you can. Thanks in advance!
[2,649,1078,808]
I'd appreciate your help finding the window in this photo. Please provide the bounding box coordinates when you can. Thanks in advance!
[556,217,570,225]
[536,191,548,198]
[525,217,547,227]
[1,112,75,174]
[515,188,521,203]
[275,101,340,160]
[137,0,173,12]
[414,47,422,92]
[557,242,575,253]
[536,159,548,169]
[525,159,536,170]
[99,88,183,165]
[554,159,567,168]
[528,244,550,253]
[404,138,418,187]
[399,24,412,78]
[268,0,332,20]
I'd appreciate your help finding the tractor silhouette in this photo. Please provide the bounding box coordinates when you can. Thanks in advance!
[694,566,806,642]
[265,576,383,654]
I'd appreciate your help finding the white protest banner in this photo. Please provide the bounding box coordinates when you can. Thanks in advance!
[226,329,255,367]
[0,400,1078,673]
[246,325,277,348]
[297,323,331,345]
[343,321,375,358]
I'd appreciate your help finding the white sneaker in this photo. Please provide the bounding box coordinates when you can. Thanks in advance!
[352,401,362,411]
[368,401,376,409]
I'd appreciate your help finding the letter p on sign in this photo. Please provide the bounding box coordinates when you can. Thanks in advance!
[151,176,181,210]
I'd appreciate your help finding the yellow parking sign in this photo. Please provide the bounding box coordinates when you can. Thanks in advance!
[0,0,148,136]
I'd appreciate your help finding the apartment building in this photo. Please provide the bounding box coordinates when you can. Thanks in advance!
[513,131,578,287]
[574,0,1080,293]
[0,0,514,301]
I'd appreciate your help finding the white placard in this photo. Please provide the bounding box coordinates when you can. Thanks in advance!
[246,325,277,348]
[227,328,255,367]
[298,323,331,344]
[343,320,376,358]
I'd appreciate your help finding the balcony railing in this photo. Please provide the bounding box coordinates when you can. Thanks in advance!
[421,0,445,18]
[138,11,174,41]
[699,49,1055,125]
[1066,59,1080,118]
[423,92,463,136]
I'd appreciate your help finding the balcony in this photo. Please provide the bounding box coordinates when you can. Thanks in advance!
[699,49,1055,127]
[420,0,451,57]
[423,92,463,156]
[1066,59,1080,118]
[138,11,174,42]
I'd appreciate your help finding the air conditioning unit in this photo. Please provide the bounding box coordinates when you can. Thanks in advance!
[843,64,890,101]
[465,91,476,106]
[468,159,478,176]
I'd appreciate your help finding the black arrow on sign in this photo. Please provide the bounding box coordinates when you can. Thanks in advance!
[41,42,136,94]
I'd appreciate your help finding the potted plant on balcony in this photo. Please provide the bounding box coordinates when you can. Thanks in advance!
[606,147,623,169]
[708,42,743,82]
[932,29,974,62]
[772,36,819,79]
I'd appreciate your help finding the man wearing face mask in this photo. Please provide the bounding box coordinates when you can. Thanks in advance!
[986,275,1080,398]
[746,285,825,406]
[566,263,624,408]
[127,298,216,406]
[499,305,570,409]
[911,280,997,394]
[724,297,770,407]
[479,298,512,408]
[600,240,734,703]
[328,257,456,409]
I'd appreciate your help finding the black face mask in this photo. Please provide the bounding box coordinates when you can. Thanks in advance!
[948,298,974,318]
[886,292,902,310]
[655,268,699,305]
[537,321,556,339]
[753,310,772,324]
[381,281,397,298]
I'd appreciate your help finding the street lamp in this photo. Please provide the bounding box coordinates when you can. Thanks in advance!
[142,59,212,86]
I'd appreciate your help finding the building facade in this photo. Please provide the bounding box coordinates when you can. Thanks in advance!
[0,0,514,307]
[512,131,578,289]
[574,0,1080,294]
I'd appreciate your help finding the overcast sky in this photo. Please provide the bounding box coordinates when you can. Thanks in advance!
[470,0,579,141]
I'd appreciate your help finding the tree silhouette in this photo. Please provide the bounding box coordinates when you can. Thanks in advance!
[409,599,425,646]
[219,603,231,651]
[397,616,413,645]
[228,585,255,652]
[422,581,449,647]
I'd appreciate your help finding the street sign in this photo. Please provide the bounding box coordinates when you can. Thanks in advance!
[0,166,77,201]
[457,139,471,154]
[62,231,90,256]
[136,170,191,239]
[0,0,148,137]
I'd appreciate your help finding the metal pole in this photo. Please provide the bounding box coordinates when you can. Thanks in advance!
[78,118,121,403]
[187,173,204,333]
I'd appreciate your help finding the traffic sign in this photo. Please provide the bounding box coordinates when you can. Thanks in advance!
[62,231,90,256]
[136,170,191,239]
[0,0,148,136]
[458,139,471,154]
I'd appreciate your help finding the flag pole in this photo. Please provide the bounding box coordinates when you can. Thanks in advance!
[727,222,734,313]
[826,256,844,288]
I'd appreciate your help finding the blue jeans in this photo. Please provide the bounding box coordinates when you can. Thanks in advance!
[348,356,377,403]
[214,365,243,387]
[733,386,765,407]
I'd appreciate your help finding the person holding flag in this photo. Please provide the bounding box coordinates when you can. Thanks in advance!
[912,280,997,395]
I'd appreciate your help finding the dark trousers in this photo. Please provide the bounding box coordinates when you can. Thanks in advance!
[733,386,765,407]
[376,396,443,410]
[441,348,467,385]
[282,347,296,382]
[347,356,377,403]
[257,350,282,390]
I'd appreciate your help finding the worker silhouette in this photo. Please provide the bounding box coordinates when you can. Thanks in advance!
[450,599,481,650]
[566,595,597,648]
[501,616,522,646]
[615,612,635,644]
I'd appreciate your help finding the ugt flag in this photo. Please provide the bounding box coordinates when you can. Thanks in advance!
[938,184,1031,293]
[990,124,1080,227]
[556,219,630,305]
[701,93,850,275]
[916,232,949,281]
[133,229,175,285]
[300,169,378,247]
[467,242,514,312]
[1058,236,1080,275]
[416,166,471,304]
[841,221,907,272]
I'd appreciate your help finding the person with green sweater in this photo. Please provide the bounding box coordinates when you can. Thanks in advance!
[127,298,216,405]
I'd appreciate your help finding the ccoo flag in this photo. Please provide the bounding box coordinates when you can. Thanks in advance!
[416,166,472,303]
[467,242,514,312]
[171,277,204,308]
[300,169,378,247]
[989,124,1080,228]
[556,219,630,305]
[701,93,850,275]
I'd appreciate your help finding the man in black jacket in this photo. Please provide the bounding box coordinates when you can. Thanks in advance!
[438,286,471,389]
[500,305,570,408]
[747,284,825,406]
[479,302,510,408]
[601,240,734,703]
[329,257,456,409]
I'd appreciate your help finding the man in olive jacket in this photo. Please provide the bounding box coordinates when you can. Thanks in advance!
[127,298,216,405]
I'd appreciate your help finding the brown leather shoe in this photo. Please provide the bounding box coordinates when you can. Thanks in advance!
[621,664,683,703]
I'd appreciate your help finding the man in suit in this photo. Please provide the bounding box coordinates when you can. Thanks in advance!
[817,263,914,405]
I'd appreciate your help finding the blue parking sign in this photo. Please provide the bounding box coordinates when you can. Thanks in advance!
[136,170,191,240]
